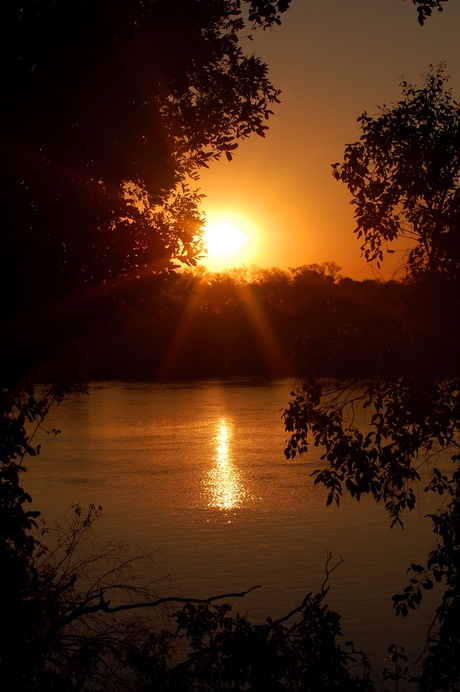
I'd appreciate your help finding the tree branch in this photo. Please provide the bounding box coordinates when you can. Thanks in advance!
[63,585,262,625]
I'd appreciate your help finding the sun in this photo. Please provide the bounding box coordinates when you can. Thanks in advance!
[201,210,259,271]
[204,222,249,257]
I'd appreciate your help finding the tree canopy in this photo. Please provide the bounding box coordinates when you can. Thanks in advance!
[1,0,285,321]
[1,0,293,386]
[332,66,460,279]
[287,67,460,525]
[285,67,460,689]
[412,0,448,25]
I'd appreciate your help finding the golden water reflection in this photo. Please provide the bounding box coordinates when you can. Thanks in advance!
[205,419,246,510]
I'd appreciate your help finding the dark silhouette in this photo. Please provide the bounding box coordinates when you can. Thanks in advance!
[285,69,460,690]
[332,65,460,280]
[412,0,449,24]
[1,0,282,386]
[23,263,444,383]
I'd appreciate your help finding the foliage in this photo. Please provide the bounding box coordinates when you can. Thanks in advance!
[1,0,289,387]
[245,0,292,27]
[382,645,410,690]
[285,68,460,691]
[39,263,455,383]
[284,376,460,525]
[169,578,374,692]
[411,0,448,25]
[332,65,460,279]
[287,71,460,519]
[391,470,460,690]
[1,0,283,325]
[0,384,87,689]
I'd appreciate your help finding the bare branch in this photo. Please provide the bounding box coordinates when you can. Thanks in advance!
[63,585,262,625]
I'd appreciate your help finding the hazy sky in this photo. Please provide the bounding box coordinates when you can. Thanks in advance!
[198,0,460,279]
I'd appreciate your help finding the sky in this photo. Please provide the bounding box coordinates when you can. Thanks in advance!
[198,0,460,279]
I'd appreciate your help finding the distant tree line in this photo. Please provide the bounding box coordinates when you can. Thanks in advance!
[21,261,456,384]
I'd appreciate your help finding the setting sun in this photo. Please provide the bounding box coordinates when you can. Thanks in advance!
[204,222,249,257]
[201,210,259,271]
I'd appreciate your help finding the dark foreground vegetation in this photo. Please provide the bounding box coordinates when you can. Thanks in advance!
[2,1,460,690]
[285,66,460,690]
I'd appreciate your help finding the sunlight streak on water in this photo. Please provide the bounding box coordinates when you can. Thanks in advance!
[205,419,246,510]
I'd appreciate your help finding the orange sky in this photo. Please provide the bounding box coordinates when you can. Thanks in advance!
[197,0,460,280]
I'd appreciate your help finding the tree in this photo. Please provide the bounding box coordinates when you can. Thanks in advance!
[1,0,287,324]
[332,65,460,280]
[1,0,290,386]
[285,68,460,689]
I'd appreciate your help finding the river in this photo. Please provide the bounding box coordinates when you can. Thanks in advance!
[27,379,443,683]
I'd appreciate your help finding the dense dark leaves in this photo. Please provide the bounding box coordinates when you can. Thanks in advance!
[332,66,460,279]
[289,69,460,523]
[168,589,373,692]
[391,471,460,691]
[1,0,281,322]
[284,376,460,526]
[412,0,448,25]
[30,263,459,383]
[1,0,285,387]
[246,0,292,27]
[0,385,87,690]
[286,65,460,692]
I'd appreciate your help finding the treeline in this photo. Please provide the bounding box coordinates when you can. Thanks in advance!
[23,262,458,383]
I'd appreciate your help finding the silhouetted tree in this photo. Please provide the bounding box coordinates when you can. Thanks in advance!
[1,0,288,385]
[2,0,285,320]
[332,65,460,279]
[285,68,460,690]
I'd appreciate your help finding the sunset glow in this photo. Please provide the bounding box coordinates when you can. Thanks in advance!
[201,211,259,271]
[197,2,460,280]
[204,222,248,257]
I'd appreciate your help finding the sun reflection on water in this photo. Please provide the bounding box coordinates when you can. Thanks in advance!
[205,419,245,510]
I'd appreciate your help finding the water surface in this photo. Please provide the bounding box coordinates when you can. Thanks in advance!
[28,380,442,679]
